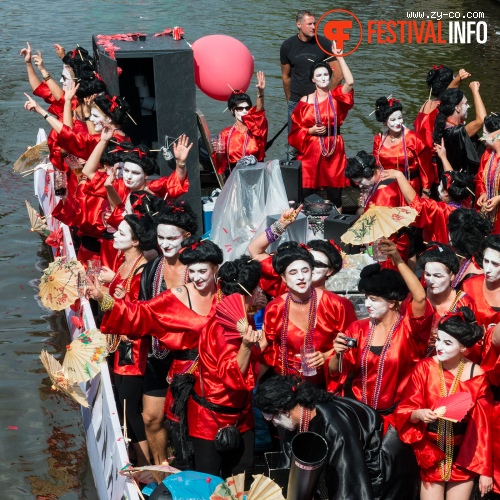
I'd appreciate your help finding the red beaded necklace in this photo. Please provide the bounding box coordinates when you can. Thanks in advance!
[360,313,402,409]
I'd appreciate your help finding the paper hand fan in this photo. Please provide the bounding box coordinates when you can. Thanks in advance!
[26,200,50,237]
[433,392,473,422]
[40,350,89,408]
[247,474,285,500]
[62,329,108,383]
[14,141,49,172]
[215,294,249,340]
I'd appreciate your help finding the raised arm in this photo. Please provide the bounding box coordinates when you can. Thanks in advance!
[465,81,486,137]
[255,71,265,112]
[32,50,63,101]
[248,205,302,261]
[447,68,471,89]
[331,42,353,94]
[434,138,453,172]
[380,169,417,205]
[104,166,123,209]
[23,93,64,133]
[172,134,192,184]
[63,81,79,129]
[328,58,343,88]
[381,238,427,317]
[81,126,113,180]
[20,42,41,91]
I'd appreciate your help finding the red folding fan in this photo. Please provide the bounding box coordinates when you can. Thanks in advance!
[433,392,473,423]
[215,293,249,340]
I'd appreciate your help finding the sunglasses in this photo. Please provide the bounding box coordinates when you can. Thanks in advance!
[313,260,330,269]
[234,105,250,112]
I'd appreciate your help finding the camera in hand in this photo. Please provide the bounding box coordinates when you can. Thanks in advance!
[343,336,357,348]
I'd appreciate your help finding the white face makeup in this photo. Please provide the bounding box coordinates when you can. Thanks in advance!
[437,183,449,202]
[233,101,250,122]
[310,249,331,285]
[312,67,331,89]
[365,295,391,320]
[424,262,453,296]
[283,260,312,295]
[123,161,146,191]
[353,177,374,189]
[157,224,186,258]
[89,106,109,132]
[271,412,297,431]
[113,220,135,251]
[435,330,463,362]
[188,262,216,292]
[483,248,500,284]
[482,125,500,147]
[60,65,75,91]
[385,110,404,134]
[115,161,124,179]
[457,98,469,120]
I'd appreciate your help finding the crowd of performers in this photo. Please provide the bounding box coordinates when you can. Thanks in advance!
[19,38,500,500]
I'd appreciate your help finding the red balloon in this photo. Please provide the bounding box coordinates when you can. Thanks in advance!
[192,35,254,101]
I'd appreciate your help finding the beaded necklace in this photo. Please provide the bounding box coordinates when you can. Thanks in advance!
[106,253,145,353]
[437,357,466,481]
[360,313,402,409]
[452,259,471,289]
[484,151,500,222]
[151,257,188,358]
[314,91,337,157]
[378,127,409,179]
[226,124,249,167]
[299,406,311,433]
[279,288,318,376]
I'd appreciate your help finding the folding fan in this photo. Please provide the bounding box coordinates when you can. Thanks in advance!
[211,473,284,500]
[26,200,50,237]
[62,329,108,383]
[14,141,49,172]
[433,392,473,422]
[39,350,89,408]
[215,293,249,340]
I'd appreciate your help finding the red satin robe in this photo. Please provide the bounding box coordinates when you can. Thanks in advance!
[262,289,357,387]
[366,180,410,267]
[289,86,354,189]
[486,346,500,493]
[414,107,439,152]
[187,316,260,440]
[257,256,287,298]
[327,297,433,411]
[373,130,434,193]
[393,357,493,482]
[107,267,150,376]
[213,107,268,174]
[410,196,461,244]
[462,275,500,330]
[475,149,500,234]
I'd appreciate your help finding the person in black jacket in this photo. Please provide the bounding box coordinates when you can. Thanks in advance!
[254,375,419,500]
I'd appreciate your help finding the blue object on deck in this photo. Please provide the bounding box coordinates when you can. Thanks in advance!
[203,201,215,234]
[163,471,223,499]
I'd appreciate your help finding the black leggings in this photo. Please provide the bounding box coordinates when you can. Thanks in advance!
[113,373,146,443]
[191,429,255,486]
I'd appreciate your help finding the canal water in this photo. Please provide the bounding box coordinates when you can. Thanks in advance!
[0,0,498,497]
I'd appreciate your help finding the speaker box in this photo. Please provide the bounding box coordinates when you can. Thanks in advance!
[324,212,360,253]
[266,213,308,253]
[93,34,202,230]
[279,160,303,203]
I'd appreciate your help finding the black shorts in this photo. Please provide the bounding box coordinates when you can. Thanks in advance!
[142,354,174,397]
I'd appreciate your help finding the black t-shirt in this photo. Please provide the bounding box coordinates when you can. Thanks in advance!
[280,34,334,102]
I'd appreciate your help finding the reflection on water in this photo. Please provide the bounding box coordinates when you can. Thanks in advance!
[0,0,498,497]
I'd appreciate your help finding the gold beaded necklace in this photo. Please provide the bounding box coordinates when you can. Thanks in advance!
[437,357,465,481]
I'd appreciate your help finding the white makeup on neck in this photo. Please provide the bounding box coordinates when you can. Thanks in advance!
[435,330,463,362]
[113,220,135,251]
[188,262,216,292]
[157,224,186,258]
[483,248,500,284]
[424,262,453,296]
[283,260,312,295]
[122,161,146,191]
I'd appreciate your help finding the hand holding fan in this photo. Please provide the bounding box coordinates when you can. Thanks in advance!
[433,392,473,422]
[210,473,284,500]
[215,294,249,340]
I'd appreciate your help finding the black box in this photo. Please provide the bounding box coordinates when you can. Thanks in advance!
[324,212,360,253]
[279,160,303,203]
[265,452,290,497]
[93,34,201,229]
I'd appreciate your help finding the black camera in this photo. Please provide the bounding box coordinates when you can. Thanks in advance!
[343,336,357,348]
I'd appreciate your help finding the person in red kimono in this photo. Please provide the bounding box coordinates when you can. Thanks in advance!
[94,239,223,470]
[213,71,268,175]
[462,235,500,330]
[289,42,354,209]
[344,150,410,266]
[448,209,492,288]
[476,114,500,234]
[414,65,470,187]
[418,244,477,358]
[488,324,500,495]
[87,213,157,466]
[393,307,493,499]
[380,166,474,246]
[373,96,434,196]
[328,239,433,415]
[262,242,356,388]
[186,257,264,482]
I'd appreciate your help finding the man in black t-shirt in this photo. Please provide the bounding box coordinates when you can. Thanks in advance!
[281,10,342,159]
